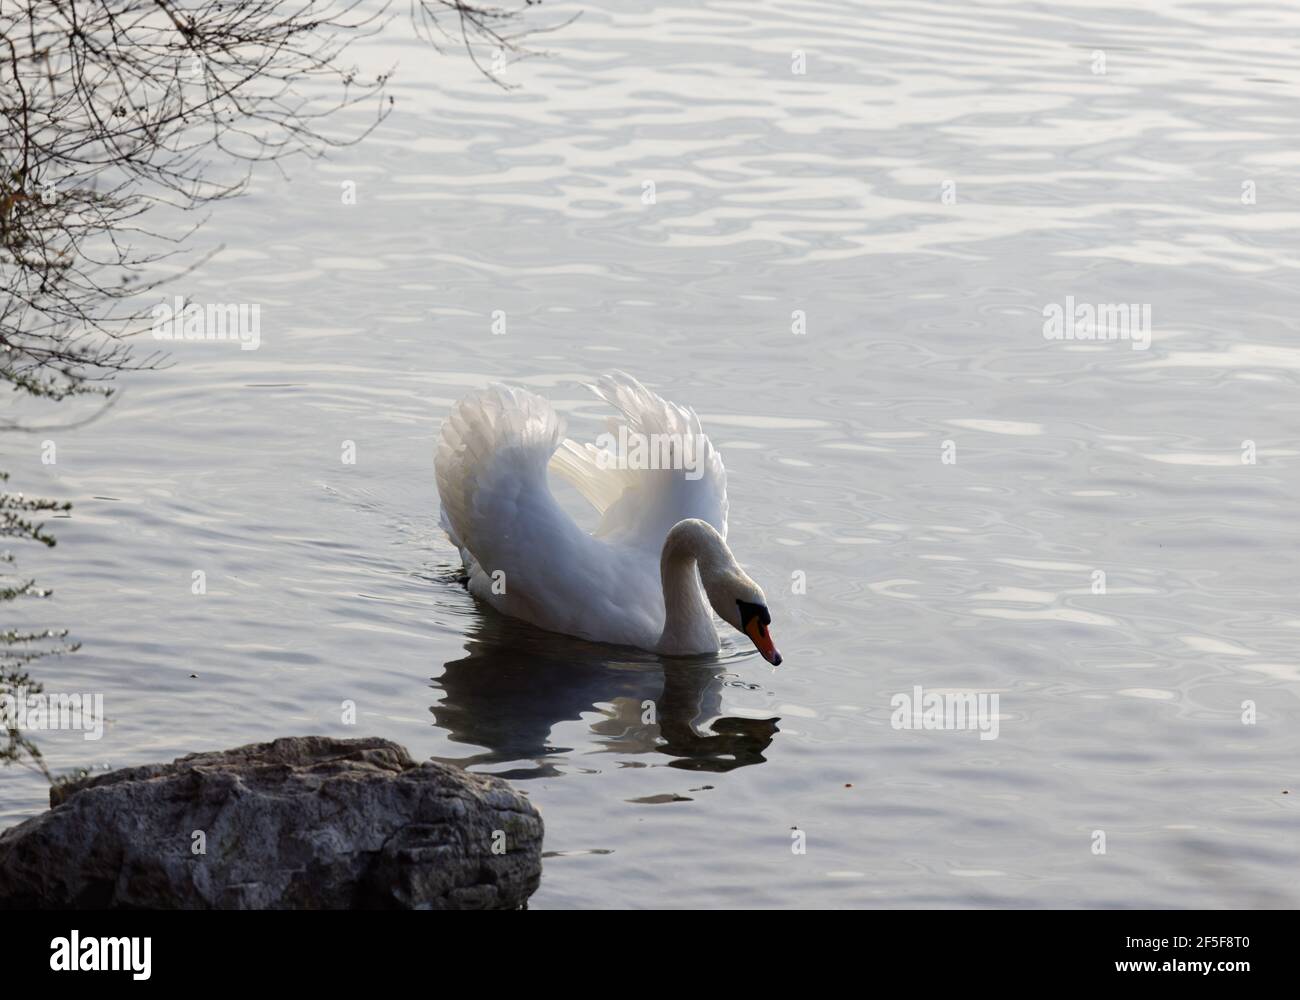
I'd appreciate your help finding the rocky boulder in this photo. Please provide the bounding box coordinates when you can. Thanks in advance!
[0,736,542,909]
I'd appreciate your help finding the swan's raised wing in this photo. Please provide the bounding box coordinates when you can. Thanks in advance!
[549,370,728,548]
[435,382,662,647]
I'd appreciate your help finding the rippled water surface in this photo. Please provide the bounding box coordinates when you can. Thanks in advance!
[4,0,1300,907]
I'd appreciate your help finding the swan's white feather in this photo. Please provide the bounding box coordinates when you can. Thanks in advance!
[552,370,728,546]
[434,373,730,651]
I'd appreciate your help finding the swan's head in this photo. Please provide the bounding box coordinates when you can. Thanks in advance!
[704,571,782,667]
[663,518,783,665]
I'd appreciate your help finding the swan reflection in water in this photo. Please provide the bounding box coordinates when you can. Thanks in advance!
[428,614,780,779]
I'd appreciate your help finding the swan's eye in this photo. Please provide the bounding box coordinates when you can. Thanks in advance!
[737,599,770,628]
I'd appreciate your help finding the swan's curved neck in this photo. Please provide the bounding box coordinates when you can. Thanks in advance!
[657,518,729,655]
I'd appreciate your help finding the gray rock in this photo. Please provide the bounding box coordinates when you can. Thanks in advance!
[0,736,542,909]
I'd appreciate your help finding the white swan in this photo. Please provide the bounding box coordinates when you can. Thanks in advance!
[435,371,781,665]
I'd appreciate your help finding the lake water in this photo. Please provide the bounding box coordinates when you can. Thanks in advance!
[4,0,1300,908]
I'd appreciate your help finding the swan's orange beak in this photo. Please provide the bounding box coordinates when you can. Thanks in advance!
[745,617,782,667]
